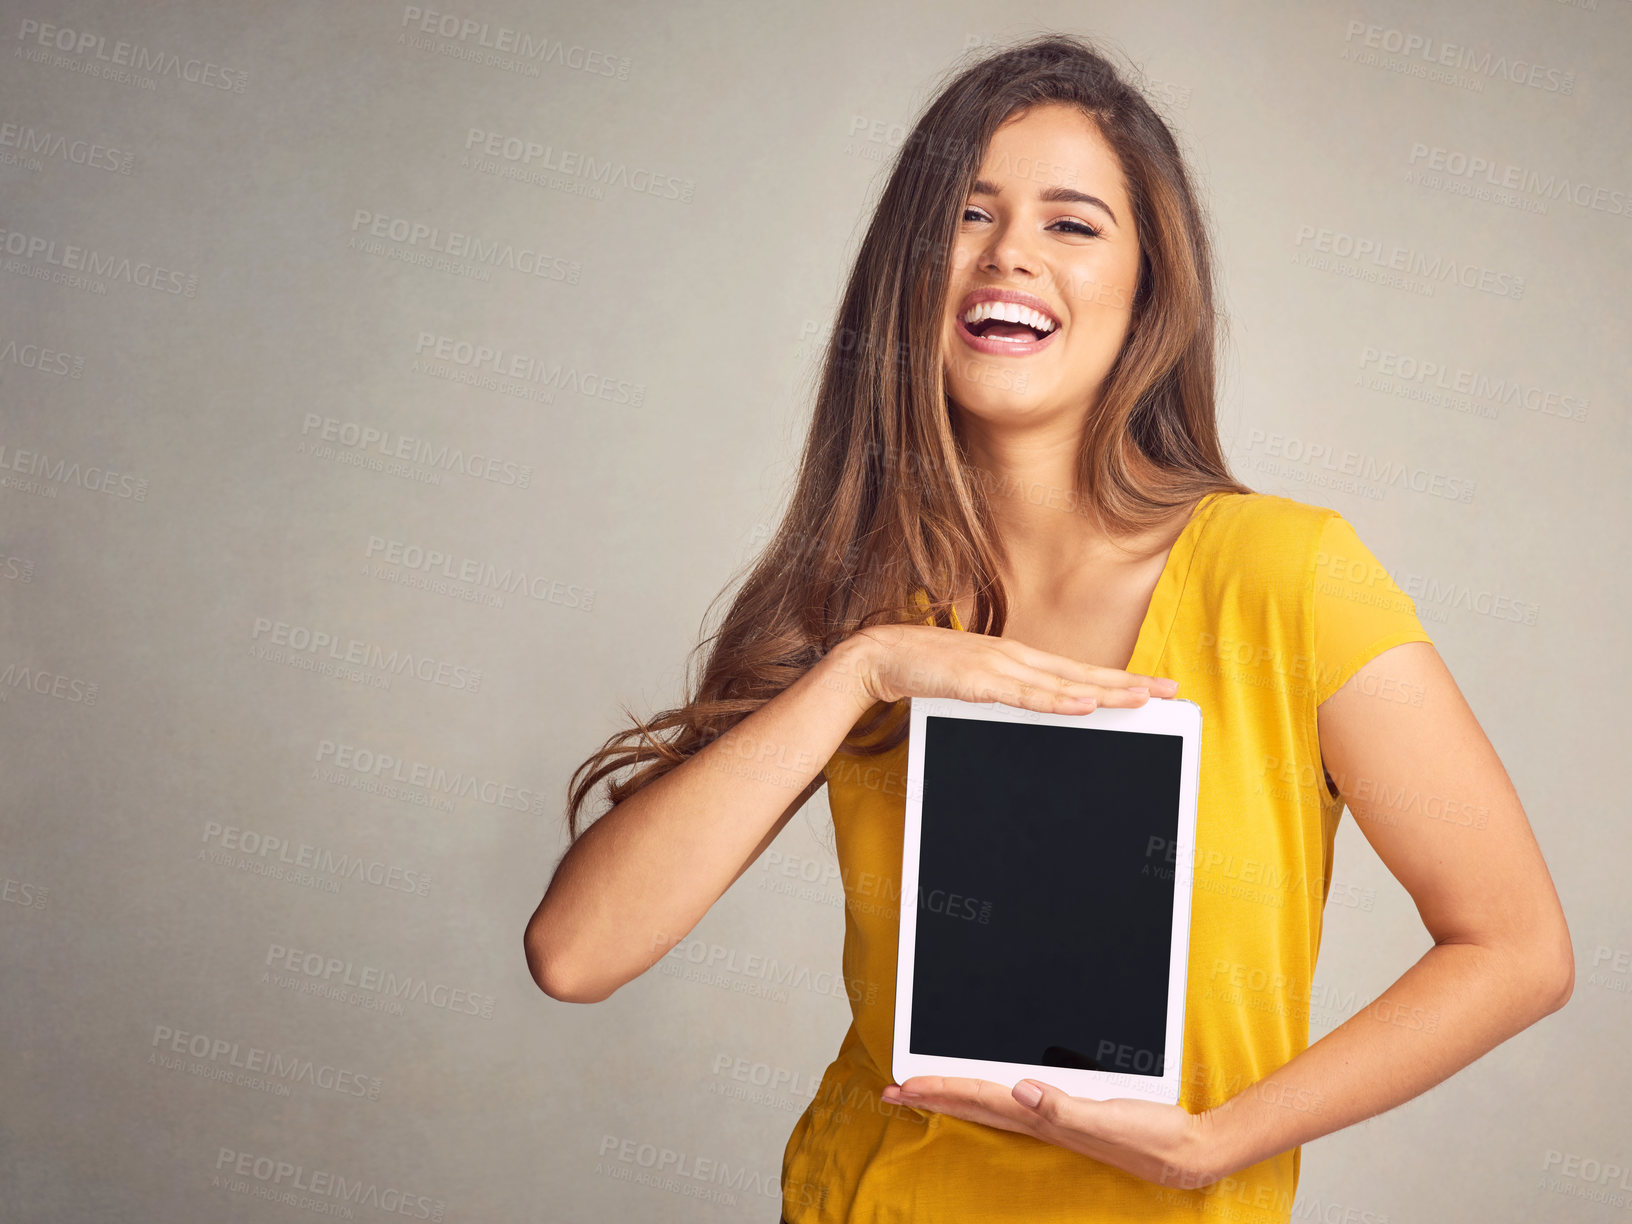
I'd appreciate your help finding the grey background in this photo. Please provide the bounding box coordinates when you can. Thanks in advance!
[2,1,1627,1220]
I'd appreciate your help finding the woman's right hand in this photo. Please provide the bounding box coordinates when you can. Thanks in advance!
[842,623,1180,713]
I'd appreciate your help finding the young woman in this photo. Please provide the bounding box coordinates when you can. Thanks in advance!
[526,34,1573,1224]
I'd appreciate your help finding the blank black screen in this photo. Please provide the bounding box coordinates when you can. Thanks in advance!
[908,715,1183,1077]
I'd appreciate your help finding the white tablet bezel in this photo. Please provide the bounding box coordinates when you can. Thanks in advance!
[893,694,1201,1105]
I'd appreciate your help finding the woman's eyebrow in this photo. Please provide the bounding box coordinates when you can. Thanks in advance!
[970,177,1118,226]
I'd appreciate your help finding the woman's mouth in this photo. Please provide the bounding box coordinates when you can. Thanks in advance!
[954,300,1061,356]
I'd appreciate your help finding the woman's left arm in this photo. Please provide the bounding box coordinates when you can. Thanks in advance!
[880,641,1574,1185]
[1200,639,1574,1177]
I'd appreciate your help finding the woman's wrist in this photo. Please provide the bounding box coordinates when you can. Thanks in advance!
[815,632,883,718]
[1189,1102,1240,1185]
[1153,1103,1235,1190]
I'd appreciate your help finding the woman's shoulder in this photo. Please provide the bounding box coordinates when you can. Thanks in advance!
[1194,491,1345,593]
[1202,491,1337,551]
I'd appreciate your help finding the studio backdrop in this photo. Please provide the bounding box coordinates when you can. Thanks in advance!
[2,2,1627,1221]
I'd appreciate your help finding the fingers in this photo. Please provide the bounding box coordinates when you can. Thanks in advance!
[957,669,1089,713]
[853,623,1180,713]
[978,655,1177,713]
[1001,638,1180,695]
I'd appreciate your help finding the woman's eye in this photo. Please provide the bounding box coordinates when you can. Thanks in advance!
[1052,219,1101,238]
[959,207,1100,239]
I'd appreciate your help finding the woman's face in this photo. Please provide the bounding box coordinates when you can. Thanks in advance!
[941,102,1141,427]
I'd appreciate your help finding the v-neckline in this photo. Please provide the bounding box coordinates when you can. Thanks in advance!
[942,490,1227,676]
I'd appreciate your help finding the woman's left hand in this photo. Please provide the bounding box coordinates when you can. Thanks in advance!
[879,1077,1227,1188]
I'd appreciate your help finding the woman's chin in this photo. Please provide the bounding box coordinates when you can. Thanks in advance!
[945,381,1050,417]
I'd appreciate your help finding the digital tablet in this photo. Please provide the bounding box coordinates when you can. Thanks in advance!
[893,694,1201,1105]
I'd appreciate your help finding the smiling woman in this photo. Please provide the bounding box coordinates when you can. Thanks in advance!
[526,31,1572,1224]
[945,114,1139,383]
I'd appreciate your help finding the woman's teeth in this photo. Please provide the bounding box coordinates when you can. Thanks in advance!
[960,300,1059,340]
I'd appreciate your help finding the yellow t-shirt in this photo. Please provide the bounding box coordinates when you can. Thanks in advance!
[779,491,1435,1224]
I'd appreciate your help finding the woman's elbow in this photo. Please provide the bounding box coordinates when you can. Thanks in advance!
[524,916,612,1004]
[1540,932,1574,1014]
[1520,914,1574,1015]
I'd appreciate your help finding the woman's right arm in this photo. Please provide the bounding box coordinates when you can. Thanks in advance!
[524,635,880,1003]
[524,626,1178,1003]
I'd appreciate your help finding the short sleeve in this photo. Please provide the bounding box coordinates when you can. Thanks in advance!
[1310,512,1434,706]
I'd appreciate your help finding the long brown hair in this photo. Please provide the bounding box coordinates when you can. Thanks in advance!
[564,32,1253,839]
